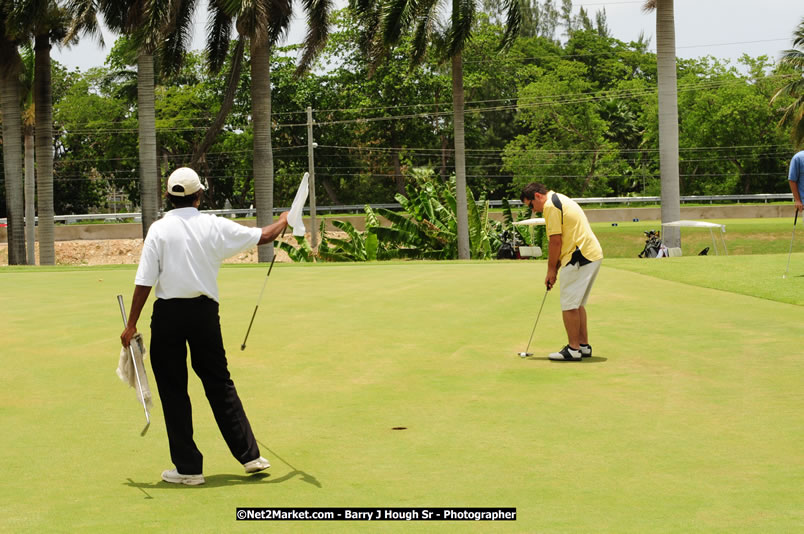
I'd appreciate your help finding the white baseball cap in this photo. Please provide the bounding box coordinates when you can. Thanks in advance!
[167,167,206,197]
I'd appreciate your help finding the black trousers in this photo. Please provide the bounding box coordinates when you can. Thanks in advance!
[150,296,260,474]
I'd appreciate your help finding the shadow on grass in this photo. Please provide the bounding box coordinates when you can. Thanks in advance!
[257,439,322,489]
[123,443,321,497]
[526,356,608,363]
[125,473,272,495]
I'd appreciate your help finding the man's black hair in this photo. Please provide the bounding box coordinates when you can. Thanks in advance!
[520,182,549,201]
[167,190,202,208]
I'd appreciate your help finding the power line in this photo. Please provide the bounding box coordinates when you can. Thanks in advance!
[50,73,789,136]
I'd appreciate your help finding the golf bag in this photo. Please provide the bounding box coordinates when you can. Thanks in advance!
[497,229,522,260]
[497,241,516,259]
[638,230,663,258]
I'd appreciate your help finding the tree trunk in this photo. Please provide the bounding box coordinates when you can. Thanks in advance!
[441,135,449,181]
[34,35,55,265]
[190,38,245,171]
[1,55,26,265]
[390,126,405,195]
[137,51,159,238]
[322,179,339,204]
[655,0,681,248]
[25,126,35,265]
[251,38,275,262]
[451,53,470,259]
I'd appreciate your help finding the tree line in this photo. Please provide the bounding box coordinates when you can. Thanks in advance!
[2,1,803,265]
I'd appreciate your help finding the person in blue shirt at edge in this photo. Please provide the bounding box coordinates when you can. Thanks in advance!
[789,149,804,214]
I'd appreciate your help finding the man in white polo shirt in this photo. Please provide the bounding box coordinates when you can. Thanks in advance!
[521,183,603,361]
[121,167,288,485]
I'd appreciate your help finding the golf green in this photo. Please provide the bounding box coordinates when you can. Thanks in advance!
[1,259,802,532]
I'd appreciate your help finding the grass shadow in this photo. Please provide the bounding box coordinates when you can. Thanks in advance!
[125,473,272,494]
[257,439,322,489]
[525,356,608,363]
[123,443,322,497]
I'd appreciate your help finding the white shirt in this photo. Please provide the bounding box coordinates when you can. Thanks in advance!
[135,208,262,302]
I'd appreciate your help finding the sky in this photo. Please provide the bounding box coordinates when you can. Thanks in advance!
[52,0,803,72]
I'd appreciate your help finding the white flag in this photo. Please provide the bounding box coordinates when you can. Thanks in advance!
[287,172,309,237]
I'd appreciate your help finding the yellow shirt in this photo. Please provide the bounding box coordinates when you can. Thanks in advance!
[543,191,604,267]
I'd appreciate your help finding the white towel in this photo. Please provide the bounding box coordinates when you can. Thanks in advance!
[116,333,153,408]
[287,172,309,237]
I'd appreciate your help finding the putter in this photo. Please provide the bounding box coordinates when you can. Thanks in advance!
[518,287,550,357]
[783,209,799,279]
[117,295,151,436]
[241,228,287,351]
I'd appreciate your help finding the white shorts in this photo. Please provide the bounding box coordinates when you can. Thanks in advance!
[559,260,602,311]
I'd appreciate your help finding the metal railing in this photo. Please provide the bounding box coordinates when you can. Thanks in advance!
[0,193,793,225]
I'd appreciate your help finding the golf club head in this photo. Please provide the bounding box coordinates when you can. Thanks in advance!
[140,421,150,437]
[518,352,533,358]
[240,343,246,351]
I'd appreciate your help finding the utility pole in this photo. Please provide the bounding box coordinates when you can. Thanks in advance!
[307,106,318,248]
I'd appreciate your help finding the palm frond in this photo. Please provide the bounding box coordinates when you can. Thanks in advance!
[206,2,234,73]
[235,0,273,47]
[409,0,438,65]
[498,0,521,51]
[792,16,804,48]
[295,0,332,75]
[347,0,381,56]
[382,0,417,46]
[642,0,656,13]
[159,0,197,74]
[445,0,475,58]
[64,0,102,45]
[265,0,292,49]
[779,48,804,70]
[773,18,804,145]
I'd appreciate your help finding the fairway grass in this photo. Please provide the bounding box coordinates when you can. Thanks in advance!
[607,252,804,306]
[1,260,802,533]
[593,217,802,258]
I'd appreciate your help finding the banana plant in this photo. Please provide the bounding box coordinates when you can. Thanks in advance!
[277,235,314,262]
[319,168,500,261]
[318,208,397,261]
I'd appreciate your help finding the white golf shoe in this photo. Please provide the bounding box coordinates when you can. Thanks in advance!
[548,345,582,361]
[161,469,205,486]
[244,456,271,474]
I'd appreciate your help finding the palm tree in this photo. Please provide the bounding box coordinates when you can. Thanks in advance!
[20,44,35,265]
[643,0,680,248]
[773,17,804,148]
[208,0,332,262]
[350,0,521,259]
[0,3,26,265]
[17,0,72,265]
[66,0,178,238]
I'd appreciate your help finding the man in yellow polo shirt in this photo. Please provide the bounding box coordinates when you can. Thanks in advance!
[521,183,603,361]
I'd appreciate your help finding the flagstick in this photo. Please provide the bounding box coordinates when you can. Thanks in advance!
[241,228,287,351]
